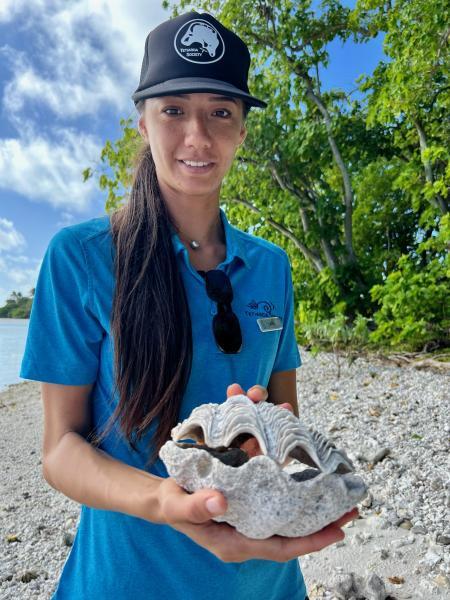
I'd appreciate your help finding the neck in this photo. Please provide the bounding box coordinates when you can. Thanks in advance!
[159,183,225,247]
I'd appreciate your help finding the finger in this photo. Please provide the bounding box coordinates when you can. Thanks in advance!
[275,525,345,558]
[278,402,294,412]
[182,490,227,524]
[246,385,268,403]
[227,383,245,397]
[161,479,227,525]
[331,508,359,528]
[233,524,345,562]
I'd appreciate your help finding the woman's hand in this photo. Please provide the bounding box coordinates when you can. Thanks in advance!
[157,381,359,562]
[226,382,293,412]
[158,477,358,562]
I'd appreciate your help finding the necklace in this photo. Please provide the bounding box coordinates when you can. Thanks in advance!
[175,219,224,251]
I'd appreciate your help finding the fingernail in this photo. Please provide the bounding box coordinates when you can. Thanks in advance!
[206,497,223,515]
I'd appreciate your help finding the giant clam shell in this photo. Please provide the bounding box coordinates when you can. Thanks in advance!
[160,395,367,539]
[172,395,353,473]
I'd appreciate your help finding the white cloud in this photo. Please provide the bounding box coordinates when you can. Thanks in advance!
[8,264,40,285]
[56,211,76,228]
[0,218,38,305]
[0,126,102,211]
[0,0,44,23]
[4,255,30,264]
[0,0,172,214]
[0,218,26,252]
[0,260,41,306]
[2,0,170,119]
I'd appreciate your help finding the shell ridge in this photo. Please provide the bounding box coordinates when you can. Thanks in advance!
[171,396,353,473]
[308,430,353,473]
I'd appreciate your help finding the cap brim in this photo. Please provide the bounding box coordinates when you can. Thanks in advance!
[131,77,267,108]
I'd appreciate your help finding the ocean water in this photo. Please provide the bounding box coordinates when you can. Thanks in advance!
[0,318,29,391]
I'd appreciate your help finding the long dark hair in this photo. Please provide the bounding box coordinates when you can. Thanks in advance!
[94,99,250,464]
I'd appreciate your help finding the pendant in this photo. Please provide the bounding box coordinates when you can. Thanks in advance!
[190,240,200,249]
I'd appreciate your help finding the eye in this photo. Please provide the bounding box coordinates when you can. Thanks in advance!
[162,107,180,115]
[213,109,232,118]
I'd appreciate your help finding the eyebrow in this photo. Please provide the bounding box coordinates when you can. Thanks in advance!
[163,94,238,104]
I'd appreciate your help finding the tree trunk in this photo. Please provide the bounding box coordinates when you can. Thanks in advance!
[414,118,449,214]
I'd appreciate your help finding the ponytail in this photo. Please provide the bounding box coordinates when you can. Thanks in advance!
[95,143,193,464]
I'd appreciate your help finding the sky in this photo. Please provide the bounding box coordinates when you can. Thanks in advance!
[0,0,385,306]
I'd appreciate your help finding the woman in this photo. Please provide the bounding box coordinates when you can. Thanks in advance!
[20,11,357,600]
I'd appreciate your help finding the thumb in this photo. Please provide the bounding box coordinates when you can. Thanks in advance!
[188,489,228,524]
[164,486,227,523]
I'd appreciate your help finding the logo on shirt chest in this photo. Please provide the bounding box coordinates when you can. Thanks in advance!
[244,299,275,318]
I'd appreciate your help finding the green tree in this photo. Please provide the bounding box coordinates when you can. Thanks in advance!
[356,0,449,223]
[354,0,450,349]
[84,0,449,350]
[370,215,450,350]
[0,290,33,318]
[93,1,397,317]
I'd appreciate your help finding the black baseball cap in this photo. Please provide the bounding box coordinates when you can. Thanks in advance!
[132,11,267,109]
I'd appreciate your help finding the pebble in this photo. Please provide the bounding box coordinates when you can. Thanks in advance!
[391,534,415,548]
[434,574,450,588]
[437,534,450,545]
[369,448,391,465]
[331,571,386,600]
[20,570,39,583]
[62,532,74,547]
[420,550,443,570]
[2,354,449,599]
[295,351,449,600]
[361,492,373,508]
[411,525,427,534]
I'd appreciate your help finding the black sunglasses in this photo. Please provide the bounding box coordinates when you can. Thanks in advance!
[198,269,242,354]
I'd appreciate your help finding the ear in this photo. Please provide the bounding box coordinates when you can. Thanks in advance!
[238,123,247,146]
[138,115,148,141]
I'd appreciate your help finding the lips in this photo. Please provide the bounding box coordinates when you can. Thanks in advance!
[178,159,215,172]
[179,158,214,165]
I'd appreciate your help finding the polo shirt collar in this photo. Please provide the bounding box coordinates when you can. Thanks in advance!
[170,207,251,269]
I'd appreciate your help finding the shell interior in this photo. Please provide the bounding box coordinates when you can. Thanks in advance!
[172,395,353,474]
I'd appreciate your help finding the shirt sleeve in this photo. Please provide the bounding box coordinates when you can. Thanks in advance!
[271,252,301,373]
[20,227,104,385]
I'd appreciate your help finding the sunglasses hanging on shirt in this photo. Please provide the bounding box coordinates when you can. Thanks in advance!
[198,269,242,354]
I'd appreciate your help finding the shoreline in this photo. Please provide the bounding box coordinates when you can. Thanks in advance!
[1,352,449,599]
[0,381,35,401]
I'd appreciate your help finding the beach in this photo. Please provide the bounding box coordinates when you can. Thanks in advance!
[1,351,449,599]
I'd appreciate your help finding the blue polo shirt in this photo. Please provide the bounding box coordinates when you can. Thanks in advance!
[20,208,305,600]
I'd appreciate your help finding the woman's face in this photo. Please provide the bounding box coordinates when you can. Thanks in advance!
[138,93,247,201]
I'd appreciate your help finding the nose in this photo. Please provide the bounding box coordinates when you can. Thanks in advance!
[184,114,212,150]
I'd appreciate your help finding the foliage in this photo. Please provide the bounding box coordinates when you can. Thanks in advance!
[356,0,449,224]
[302,313,371,350]
[0,290,34,318]
[83,118,142,213]
[370,215,450,350]
[83,0,450,352]
[301,313,372,377]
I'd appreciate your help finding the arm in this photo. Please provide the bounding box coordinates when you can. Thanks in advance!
[42,381,293,516]
[267,369,299,416]
[41,382,165,523]
[43,381,356,562]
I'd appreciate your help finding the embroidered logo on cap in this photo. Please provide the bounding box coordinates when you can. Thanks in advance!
[174,19,225,64]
